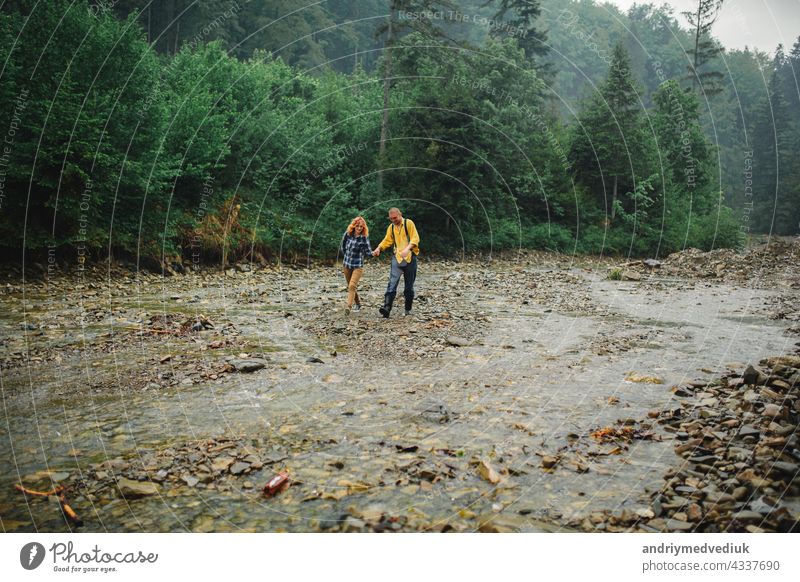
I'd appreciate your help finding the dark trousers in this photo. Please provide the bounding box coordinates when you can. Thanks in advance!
[385,255,417,302]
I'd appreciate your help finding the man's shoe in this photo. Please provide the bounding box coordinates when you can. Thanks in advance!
[404,296,413,316]
[379,295,394,318]
[404,309,412,316]
[353,303,361,312]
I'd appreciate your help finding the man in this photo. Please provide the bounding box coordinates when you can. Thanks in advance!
[372,207,420,317]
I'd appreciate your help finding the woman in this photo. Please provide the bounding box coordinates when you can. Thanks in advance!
[340,216,373,314]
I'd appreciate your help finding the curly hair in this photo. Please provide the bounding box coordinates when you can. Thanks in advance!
[346,216,369,237]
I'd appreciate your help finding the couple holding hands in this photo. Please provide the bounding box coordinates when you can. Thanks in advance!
[340,207,420,318]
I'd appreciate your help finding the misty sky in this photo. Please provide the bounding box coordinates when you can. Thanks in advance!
[605,0,800,53]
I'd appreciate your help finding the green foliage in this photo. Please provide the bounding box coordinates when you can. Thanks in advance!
[750,48,800,236]
[569,43,655,219]
[0,0,174,256]
[0,0,761,267]
[682,0,725,96]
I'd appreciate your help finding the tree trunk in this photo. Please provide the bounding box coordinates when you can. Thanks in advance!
[692,2,702,93]
[378,5,395,196]
[611,175,618,220]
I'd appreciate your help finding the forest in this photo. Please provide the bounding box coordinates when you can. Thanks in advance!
[0,0,797,268]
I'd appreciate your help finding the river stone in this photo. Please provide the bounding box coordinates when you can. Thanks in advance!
[732,486,749,501]
[341,516,366,532]
[212,457,234,473]
[621,270,642,281]
[743,364,767,385]
[732,510,763,522]
[663,518,693,531]
[737,425,760,438]
[769,461,798,475]
[446,336,471,347]
[477,513,522,533]
[117,478,159,498]
[762,355,800,368]
[231,358,267,373]
[229,462,250,475]
[182,475,199,487]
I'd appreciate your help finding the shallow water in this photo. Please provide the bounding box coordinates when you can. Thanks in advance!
[0,263,795,532]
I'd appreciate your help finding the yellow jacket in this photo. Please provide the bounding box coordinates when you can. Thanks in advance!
[378,218,420,264]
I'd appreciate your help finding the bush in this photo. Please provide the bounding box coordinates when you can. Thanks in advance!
[521,223,576,252]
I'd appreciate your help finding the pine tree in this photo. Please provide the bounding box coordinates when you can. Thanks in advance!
[570,43,653,220]
[485,0,551,80]
[683,0,724,97]
[375,1,456,195]
[751,48,798,235]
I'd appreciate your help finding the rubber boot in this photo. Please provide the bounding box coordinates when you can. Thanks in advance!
[379,294,395,318]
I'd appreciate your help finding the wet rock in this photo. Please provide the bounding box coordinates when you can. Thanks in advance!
[211,457,234,473]
[181,475,199,487]
[229,462,250,475]
[686,503,703,522]
[477,459,502,484]
[743,364,768,386]
[230,358,267,373]
[117,478,159,498]
[732,486,749,501]
[541,455,559,469]
[769,461,798,475]
[341,516,366,532]
[663,518,693,531]
[763,355,800,368]
[732,510,763,523]
[738,425,761,438]
[477,513,522,533]
[625,373,664,384]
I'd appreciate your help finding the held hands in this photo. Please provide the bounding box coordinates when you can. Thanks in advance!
[372,248,381,257]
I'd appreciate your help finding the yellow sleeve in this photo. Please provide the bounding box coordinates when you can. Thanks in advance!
[378,224,394,250]
[407,219,420,250]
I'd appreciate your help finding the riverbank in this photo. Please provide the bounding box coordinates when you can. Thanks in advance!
[1,244,797,532]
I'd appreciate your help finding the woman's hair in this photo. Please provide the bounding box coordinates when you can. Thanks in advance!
[346,216,369,237]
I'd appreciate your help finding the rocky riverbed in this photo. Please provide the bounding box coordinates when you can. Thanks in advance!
[1,242,798,532]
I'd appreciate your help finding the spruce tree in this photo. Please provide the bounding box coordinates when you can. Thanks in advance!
[751,48,797,235]
[570,43,652,220]
[683,0,725,97]
[485,0,551,80]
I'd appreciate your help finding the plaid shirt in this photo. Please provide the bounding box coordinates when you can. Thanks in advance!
[341,233,373,269]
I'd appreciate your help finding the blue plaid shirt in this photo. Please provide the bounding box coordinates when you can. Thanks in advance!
[341,233,373,269]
